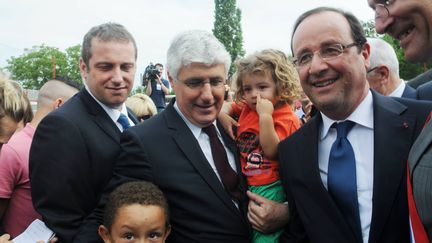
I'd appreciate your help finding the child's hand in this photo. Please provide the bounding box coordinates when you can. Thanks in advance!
[256,94,274,117]
[218,112,239,140]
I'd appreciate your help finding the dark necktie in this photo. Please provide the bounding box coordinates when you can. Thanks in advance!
[202,124,242,203]
[328,121,362,242]
[117,113,131,130]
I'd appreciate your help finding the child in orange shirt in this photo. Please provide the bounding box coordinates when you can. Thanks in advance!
[98,181,171,243]
[220,49,301,243]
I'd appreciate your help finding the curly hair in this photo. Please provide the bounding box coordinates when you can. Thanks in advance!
[233,49,301,105]
[0,74,25,123]
[103,181,169,230]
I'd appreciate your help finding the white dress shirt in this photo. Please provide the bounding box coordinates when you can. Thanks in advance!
[389,80,406,98]
[173,102,237,182]
[318,91,374,243]
[85,86,133,132]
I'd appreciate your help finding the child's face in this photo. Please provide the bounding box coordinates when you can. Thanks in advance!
[241,72,278,110]
[99,204,171,243]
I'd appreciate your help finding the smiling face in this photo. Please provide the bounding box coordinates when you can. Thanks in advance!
[241,72,278,110]
[170,63,226,127]
[80,38,136,109]
[292,11,370,120]
[368,0,432,62]
[99,204,170,243]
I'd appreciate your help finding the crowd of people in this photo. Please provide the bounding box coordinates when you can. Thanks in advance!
[1,1,432,243]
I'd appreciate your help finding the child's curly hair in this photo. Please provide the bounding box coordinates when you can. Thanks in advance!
[232,49,301,105]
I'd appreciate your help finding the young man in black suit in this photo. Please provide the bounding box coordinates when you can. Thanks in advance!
[278,7,432,243]
[29,23,138,242]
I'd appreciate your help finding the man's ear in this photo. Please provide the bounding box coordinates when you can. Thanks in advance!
[167,71,175,90]
[79,58,88,81]
[98,225,112,243]
[376,66,390,85]
[362,42,371,68]
[53,98,64,109]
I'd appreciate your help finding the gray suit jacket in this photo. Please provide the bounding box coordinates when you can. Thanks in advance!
[408,117,432,240]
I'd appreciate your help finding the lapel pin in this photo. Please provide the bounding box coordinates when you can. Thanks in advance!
[403,122,409,129]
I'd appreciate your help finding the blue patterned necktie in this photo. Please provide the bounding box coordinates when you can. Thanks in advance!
[117,113,131,130]
[328,121,362,242]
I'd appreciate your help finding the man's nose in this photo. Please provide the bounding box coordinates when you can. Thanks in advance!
[374,16,394,34]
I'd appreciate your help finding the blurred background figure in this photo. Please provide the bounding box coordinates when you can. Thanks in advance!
[9,80,33,131]
[0,73,27,150]
[366,38,417,99]
[294,92,312,125]
[125,93,157,122]
[0,78,80,238]
[145,63,170,113]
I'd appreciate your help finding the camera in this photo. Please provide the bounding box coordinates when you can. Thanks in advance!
[143,63,161,84]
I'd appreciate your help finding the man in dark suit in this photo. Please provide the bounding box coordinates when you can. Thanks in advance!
[278,7,432,243]
[79,30,289,243]
[366,37,417,99]
[29,23,138,242]
[368,0,432,239]
[408,69,432,89]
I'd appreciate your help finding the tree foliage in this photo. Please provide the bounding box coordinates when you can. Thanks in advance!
[362,20,430,80]
[6,44,82,89]
[213,0,245,76]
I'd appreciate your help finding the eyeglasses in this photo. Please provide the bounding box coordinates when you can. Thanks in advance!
[367,66,379,74]
[178,78,225,90]
[293,42,359,68]
[375,0,394,19]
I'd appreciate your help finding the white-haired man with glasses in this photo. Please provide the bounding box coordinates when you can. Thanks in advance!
[278,7,432,243]
[367,0,432,240]
[80,29,289,242]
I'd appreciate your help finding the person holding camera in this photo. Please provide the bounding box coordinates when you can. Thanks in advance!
[145,63,170,113]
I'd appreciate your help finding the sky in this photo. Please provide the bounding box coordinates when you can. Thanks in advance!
[0,0,375,84]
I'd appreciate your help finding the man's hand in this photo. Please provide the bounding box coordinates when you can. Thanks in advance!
[247,190,289,233]
[0,234,11,243]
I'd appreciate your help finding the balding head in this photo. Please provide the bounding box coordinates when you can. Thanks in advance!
[366,38,402,96]
[37,79,80,110]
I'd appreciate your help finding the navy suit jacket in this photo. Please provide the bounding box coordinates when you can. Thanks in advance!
[278,91,432,243]
[417,81,432,100]
[402,84,417,99]
[77,100,251,243]
[30,89,138,242]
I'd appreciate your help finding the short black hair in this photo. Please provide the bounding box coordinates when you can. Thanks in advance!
[291,7,367,54]
[103,181,169,230]
[55,76,82,90]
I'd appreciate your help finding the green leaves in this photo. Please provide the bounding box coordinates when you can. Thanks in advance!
[213,0,245,76]
[5,44,82,89]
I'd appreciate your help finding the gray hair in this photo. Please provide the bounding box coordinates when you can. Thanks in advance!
[166,30,231,81]
[81,22,137,68]
[367,38,399,77]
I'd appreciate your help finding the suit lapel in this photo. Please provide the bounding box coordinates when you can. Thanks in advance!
[369,92,413,242]
[79,89,121,142]
[164,102,246,221]
[408,119,432,174]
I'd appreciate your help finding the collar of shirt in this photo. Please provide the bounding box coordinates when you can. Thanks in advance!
[84,85,130,126]
[389,79,405,98]
[320,90,374,141]
[173,101,219,139]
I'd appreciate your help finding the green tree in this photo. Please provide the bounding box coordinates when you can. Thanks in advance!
[362,20,430,80]
[213,0,245,76]
[6,44,82,89]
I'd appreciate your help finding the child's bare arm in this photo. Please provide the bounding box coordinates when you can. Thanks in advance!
[256,94,279,159]
[218,101,238,140]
